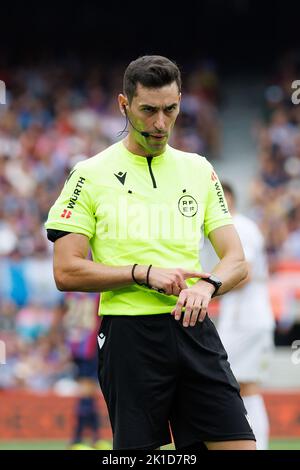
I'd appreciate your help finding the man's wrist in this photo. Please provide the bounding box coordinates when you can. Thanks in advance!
[195,280,216,296]
[132,264,147,284]
[199,274,223,297]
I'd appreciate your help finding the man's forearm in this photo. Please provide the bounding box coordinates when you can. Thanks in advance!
[209,256,248,296]
[232,262,251,290]
[54,258,147,292]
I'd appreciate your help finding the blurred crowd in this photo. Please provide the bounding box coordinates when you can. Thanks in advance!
[250,53,300,268]
[0,59,221,391]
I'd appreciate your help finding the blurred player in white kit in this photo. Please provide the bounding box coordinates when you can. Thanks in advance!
[202,182,275,450]
[219,183,275,450]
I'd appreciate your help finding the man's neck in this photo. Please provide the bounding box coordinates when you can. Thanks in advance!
[123,136,165,158]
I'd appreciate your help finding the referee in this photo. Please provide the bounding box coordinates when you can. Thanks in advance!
[45,55,256,450]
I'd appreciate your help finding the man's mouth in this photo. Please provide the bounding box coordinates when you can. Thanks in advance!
[149,134,167,140]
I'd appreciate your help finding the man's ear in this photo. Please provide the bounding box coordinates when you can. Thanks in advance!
[118,93,128,116]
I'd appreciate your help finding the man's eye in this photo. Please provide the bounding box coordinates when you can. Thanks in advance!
[166,106,176,112]
[142,107,154,113]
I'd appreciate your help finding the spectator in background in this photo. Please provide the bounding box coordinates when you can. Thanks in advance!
[56,292,105,450]
[217,183,275,450]
[280,204,300,259]
[251,52,300,265]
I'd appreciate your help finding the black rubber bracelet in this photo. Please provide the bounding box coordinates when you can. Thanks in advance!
[132,263,147,286]
[147,265,166,293]
[146,264,152,287]
[132,263,165,293]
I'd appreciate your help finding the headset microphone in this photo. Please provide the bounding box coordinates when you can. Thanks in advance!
[123,106,150,138]
[140,130,150,138]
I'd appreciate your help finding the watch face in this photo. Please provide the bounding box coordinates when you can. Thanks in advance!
[209,275,222,287]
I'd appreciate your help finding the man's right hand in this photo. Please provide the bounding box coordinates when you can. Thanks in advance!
[134,265,211,296]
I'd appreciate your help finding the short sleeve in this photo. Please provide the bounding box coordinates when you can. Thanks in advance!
[204,163,233,237]
[45,165,96,239]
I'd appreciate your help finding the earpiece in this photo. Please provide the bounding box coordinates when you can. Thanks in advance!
[121,104,150,138]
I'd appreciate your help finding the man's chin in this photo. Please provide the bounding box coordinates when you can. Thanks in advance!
[147,142,167,155]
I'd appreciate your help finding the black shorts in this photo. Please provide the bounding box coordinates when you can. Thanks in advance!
[97,313,255,450]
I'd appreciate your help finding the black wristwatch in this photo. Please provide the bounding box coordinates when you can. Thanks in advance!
[201,274,222,297]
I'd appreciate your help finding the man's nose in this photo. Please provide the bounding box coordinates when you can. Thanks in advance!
[154,112,166,131]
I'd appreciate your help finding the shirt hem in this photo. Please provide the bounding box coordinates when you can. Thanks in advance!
[100,311,173,316]
[45,223,93,239]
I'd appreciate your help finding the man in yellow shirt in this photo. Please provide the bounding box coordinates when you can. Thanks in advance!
[46,55,255,451]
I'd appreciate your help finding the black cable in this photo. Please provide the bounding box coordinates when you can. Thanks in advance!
[117,114,129,137]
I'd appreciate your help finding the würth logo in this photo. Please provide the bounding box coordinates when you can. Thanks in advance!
[214,180,228,214]
[67,176,86,209]
[61,209,72,219]
[114,171,127,185]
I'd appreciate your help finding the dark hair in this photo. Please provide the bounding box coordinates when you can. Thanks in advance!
[123,55,181,103]
[221,181,236,201]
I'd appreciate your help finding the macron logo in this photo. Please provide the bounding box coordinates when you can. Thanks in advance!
[114,171,127,185]
[97,333,106,349]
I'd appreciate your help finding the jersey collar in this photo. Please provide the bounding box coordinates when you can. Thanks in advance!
[120,141,169,165]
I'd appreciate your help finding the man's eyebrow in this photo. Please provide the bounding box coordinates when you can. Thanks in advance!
[138,103,178,109]
[138,104,157,109]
